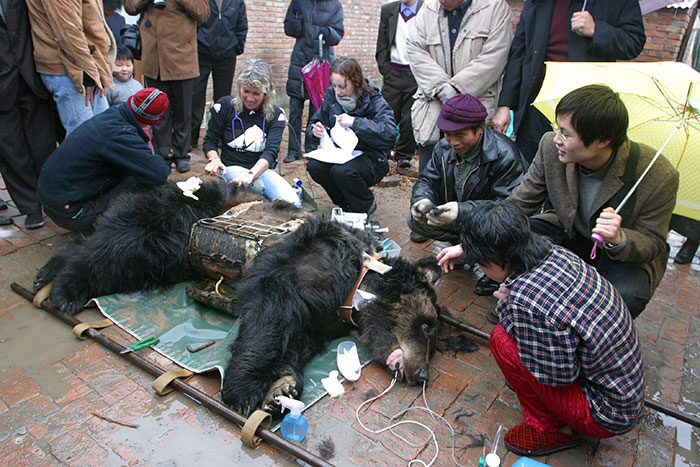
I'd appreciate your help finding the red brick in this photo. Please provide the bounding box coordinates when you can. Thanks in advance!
[49,428,109,465]
[0,369,41,408]
[27,390,108,441]
[0,436,54,466]
[76,358,140,404]
[64,342,110,371]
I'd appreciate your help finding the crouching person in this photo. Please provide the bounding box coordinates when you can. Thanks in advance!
[38,88,170,238]
[437,200,644,456]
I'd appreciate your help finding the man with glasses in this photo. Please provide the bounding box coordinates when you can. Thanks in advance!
[429,85,678,319]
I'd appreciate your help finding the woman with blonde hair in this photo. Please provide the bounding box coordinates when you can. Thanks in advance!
[203,59,299,205]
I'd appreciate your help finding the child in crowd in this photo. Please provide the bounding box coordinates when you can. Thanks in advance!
[106,45,143,107]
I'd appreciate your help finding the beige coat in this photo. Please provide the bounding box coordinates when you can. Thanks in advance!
[124,0,209,81]
[25,0,115,93]
[509,133,679,294]
[406,0,512,145]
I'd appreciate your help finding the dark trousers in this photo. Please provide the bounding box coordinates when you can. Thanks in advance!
[418,142,436,175]
[530,218,651,318]
[287,96,316,158]
[0,78,56,215]
[381,69,417,160]
[41,177,139,233]
[191,54,236,146]
[307,157,380,213]
[407,212,461,244]
[514,107,551,166]
[145,76,193,161]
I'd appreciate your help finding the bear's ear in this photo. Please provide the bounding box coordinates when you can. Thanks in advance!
[412,255,441,284]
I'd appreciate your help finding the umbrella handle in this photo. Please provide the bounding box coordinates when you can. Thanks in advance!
[319,34,323,59]
[590,233,604,259]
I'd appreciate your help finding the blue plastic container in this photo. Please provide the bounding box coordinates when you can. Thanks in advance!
[511,458,551,467]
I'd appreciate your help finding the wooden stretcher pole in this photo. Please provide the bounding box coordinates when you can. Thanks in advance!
[10,282,334,467]
[440,312,700,429]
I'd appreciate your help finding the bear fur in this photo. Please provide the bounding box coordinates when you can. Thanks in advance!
[33,180,267,315]
[221,216,441,414]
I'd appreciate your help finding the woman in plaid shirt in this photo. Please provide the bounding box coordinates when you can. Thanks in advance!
[437,200,644,457]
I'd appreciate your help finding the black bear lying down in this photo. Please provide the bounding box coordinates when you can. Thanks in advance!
[221,216,441,414]
[33,180,441,414]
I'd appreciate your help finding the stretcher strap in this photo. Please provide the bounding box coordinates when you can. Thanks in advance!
[152,369,194,395]
[241,409,272,448]
[72,318,114,339]
[33,283,53,308]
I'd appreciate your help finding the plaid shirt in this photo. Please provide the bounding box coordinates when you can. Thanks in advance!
[498,246,645,434]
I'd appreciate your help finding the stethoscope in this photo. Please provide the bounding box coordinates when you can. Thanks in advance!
[231,109,266,149]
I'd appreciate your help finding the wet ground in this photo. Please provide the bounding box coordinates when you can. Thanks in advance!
[1,145,699,466]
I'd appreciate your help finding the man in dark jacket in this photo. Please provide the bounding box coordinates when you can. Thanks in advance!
[409,93,526,294]
[38,88,170,235]
[282,0,344,163]
[492,0,645,164]
[190,0,248,149]
[0,0,56,229]
[375,0,421,168]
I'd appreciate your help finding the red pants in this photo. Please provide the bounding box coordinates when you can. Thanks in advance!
[490,324,614,438]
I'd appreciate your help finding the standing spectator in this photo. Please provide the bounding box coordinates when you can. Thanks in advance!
[282,0,344,164]
[492,0,646,165]
[124,0,209,173]
[0,0,57,229]
[103,0,126,44]
[406,0,512,174]
[190,0,248,150]
[375,0,422,168]
[106,45,143,107]
[25,0,116,135]
[38,88,170,235]
[306,57,397,214]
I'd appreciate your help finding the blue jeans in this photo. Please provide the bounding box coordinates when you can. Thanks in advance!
[41,74,108,135]
[221,166,301,207]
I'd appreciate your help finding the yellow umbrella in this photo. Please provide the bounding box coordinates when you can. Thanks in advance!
[533,61,700,221]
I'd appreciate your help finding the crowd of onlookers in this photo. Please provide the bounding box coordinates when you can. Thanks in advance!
[1,0,698,458]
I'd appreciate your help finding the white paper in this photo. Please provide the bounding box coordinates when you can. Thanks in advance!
[305,119,362,164]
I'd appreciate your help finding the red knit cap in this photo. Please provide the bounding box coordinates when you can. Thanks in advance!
[437,93,487,131]
[127,88,169,125]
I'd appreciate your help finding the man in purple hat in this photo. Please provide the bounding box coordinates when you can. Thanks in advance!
[408,93,526,295]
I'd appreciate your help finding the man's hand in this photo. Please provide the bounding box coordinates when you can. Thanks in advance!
[436,244,465,273]
[492,106,511,134]
[426,201,458,226]
[204,155,226,176]
[571,11,595,37]
[85,85,95,107]
[319,26,330,38]
[493,283,510,302]
[232,171,256,188]
[410,199,435,222]
[311,121,325,139]
[438,83,458,103]
[592,207,623,245]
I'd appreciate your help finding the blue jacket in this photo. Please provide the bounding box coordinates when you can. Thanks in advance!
[197,0,248,60]
[38,105,169,214]
[498,0,646,134]
[284,0,344,99]
[307,81,396,178]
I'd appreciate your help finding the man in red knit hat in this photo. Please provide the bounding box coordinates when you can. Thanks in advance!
[38,88,171,238]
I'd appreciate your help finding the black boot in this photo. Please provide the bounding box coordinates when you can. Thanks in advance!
[675,239,699,264]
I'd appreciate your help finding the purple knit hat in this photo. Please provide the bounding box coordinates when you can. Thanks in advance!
[437,93,487,131]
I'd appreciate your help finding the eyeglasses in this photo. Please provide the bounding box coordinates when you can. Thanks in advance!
[550,123,570,143]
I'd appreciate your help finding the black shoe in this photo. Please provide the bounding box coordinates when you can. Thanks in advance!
[0,199,7,210]
[410,231,428,243]
[25,213,44,230]
[283,153,300,163]
[0,215,12,226]
[175,159,190,173]
[675,239,699,264]
[474,275,499,296]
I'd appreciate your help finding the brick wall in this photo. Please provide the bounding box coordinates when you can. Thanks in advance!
[235,0,694,104]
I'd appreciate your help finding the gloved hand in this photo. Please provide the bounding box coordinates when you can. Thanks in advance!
[426,201,459,226]
[290,0,302,15]
[319,26,330,38]
[411,199,435,223]
[438,83,459,103]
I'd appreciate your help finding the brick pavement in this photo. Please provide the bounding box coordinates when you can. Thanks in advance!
[1,149,699,466]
